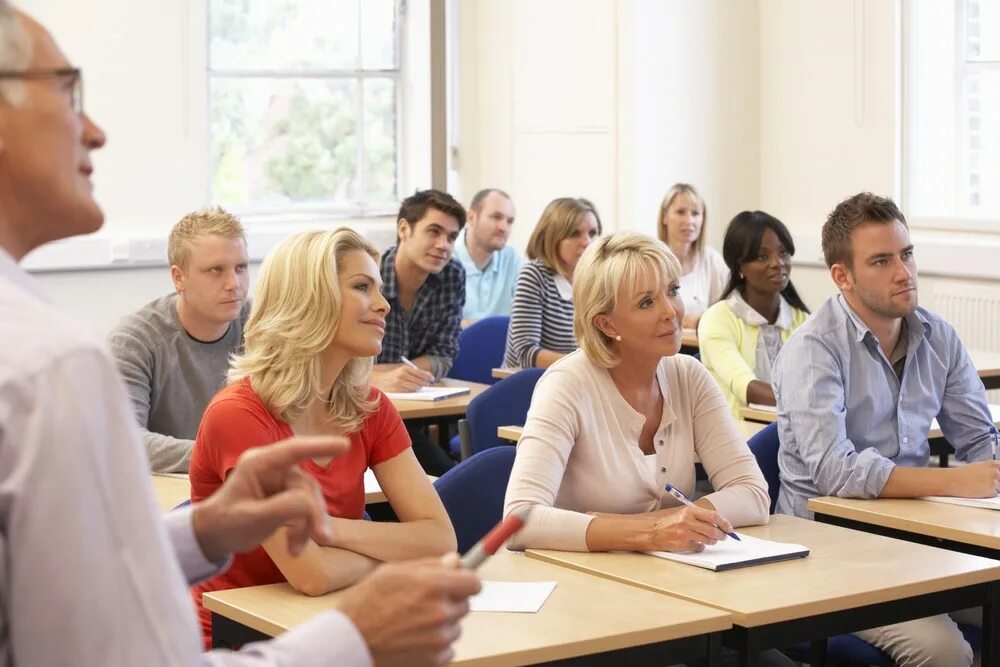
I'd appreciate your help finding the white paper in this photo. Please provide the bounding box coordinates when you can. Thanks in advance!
[469,581,557,613]
[747,402,777,413]
[644,533,809,571]
[921,495,1000,510]
[384,386,470,402]
[929,403,1000,434]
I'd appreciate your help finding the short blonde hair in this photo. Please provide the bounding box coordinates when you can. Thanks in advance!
[526,197,602,277]
[573,233,682,368]
[657,183,707,253]
[229,228,379,430]
[168,207,246,269]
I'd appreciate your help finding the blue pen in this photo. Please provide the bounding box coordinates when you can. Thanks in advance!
[664,483,741,541]
[991,427,998,461]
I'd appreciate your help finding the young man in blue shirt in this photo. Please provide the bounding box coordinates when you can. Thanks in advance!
[453,188,523,323]
[774,192,998,666]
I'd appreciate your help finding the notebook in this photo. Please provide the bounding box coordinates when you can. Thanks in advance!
[644,534,809,571]
[469,581,557,613]
[748,402,777,413]
[921,495,1000,510]
[385,386,471,402]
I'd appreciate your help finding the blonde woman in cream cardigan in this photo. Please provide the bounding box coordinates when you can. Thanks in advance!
[698,211,810,417]
[503,232,769,555]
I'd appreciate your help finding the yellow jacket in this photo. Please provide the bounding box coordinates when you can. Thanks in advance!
[698,294,809,417]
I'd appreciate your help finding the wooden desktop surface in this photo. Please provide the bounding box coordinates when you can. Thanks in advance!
[498,419,765,444]
[389,379,490,419]
[808,496,1000,553]
[739,404,1000,440]
[151,474,189,513]
[204,550,732,666]
[970,348,1000,380]
[681,328,698,349]
[526,513,1000,628]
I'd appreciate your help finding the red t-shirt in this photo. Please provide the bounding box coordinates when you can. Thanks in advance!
[189,378,411,647]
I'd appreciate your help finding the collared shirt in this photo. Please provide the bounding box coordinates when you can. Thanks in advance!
[377,245,465,379]
[453,228,524,320]
[773,293,996,518]
[725,291,795,384]
[0,248,371,666]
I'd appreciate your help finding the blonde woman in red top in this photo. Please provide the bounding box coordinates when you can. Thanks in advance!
[189,228,456,646]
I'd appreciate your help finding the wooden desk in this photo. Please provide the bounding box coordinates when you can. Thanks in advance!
[150,473,189,513]
[809,496,1000,560]
[739,404,1000,441]
[388,379,490,420]
[498,419,765,444]
[205,550,732,666]
[492,367,516,381]
[681,327,699,349]
[528,514,1000,665]
[970,348,1000,390]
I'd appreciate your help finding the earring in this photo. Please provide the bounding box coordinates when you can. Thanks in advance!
[739,272,744,280]
[614,334,622,342]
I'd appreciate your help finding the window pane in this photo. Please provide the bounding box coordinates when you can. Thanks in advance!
[361,0,398,69]
[967,0,1000,61]
[211,78,359,209]
[964,70,1000,215]
[210,0,360,71]
[363,78,398,203]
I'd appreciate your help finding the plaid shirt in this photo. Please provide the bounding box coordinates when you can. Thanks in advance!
[377,245,466,379]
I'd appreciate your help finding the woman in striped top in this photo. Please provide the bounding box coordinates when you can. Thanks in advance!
[504,197,602,368]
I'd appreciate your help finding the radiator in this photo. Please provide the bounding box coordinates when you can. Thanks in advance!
[933,284,1000,403]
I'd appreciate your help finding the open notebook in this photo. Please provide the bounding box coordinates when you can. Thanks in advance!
[921,495,1000,511]
[385,386,471,402]
[644,534,809,571]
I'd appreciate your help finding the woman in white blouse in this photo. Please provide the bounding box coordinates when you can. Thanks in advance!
[657,183,728,328]
[503,232,769,554]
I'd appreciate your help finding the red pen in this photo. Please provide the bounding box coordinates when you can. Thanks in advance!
[460,508,532,569]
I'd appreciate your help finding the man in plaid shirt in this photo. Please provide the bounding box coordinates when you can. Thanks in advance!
[372,189,466,475]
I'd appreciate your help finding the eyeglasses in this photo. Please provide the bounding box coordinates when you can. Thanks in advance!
[0,67,83,114]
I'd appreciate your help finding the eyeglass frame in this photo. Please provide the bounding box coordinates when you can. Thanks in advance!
[0,67,83,114]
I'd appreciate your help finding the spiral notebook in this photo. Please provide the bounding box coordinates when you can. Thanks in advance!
[644,534,809,571]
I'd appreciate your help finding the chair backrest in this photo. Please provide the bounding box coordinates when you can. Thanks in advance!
[433,446,518,553]
[465,368,545,456]
[747,421,780,514]
[447,316,510,385]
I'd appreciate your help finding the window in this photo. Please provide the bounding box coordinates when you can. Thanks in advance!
[208,0,400,217]
[905,0,1000,228]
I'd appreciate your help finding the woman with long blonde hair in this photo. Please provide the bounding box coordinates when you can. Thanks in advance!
[189,228,456,647]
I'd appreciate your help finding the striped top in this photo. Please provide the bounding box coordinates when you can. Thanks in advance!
[504,260,577,368]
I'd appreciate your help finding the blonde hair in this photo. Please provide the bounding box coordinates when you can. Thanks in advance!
[573,233,682,368]
[229,228,379,430]
[657,183,707,253]
[526,197,602,277]
[0,2,33,106]
[168,207,246,269]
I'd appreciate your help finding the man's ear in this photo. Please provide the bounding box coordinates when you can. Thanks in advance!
[830,262,852,292]
[396,218,411,244]
[170,265,185,293]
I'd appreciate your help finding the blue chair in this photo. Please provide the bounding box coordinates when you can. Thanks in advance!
[747,422,893,666]
[447,316,510,385]
[434,446,517,554]
[457,368,545,459]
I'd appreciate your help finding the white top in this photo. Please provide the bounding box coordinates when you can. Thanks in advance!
[503,350,770,551]
[678,246,729,319]
[0,248,371,667]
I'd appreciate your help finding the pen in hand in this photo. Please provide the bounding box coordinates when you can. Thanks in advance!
[664,483,741,541]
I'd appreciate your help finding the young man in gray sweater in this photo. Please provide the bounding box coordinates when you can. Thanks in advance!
[109,208,251,472]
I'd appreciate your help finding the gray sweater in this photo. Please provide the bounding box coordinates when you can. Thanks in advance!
[108,294,250,473]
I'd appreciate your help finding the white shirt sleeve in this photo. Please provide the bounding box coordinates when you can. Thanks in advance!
[0,343,372,666]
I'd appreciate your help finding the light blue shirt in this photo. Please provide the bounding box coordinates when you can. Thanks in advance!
[453,228,524,320]
[773,294,996,518]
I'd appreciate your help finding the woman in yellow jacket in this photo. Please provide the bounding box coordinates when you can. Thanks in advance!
[698,211,810,417]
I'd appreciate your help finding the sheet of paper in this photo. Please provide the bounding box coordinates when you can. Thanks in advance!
[644,533,809,571]
[384,386,470,402]
[922,495,1000,510]
[747,402,777,413]
[469,581,557,613]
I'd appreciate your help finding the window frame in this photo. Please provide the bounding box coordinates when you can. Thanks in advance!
[205,0,405,220]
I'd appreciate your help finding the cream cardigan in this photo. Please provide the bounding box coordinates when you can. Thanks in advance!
[503,350,770,551]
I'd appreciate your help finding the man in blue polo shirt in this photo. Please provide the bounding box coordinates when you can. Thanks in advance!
[774,192,997,666]
[453,188,523,324]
